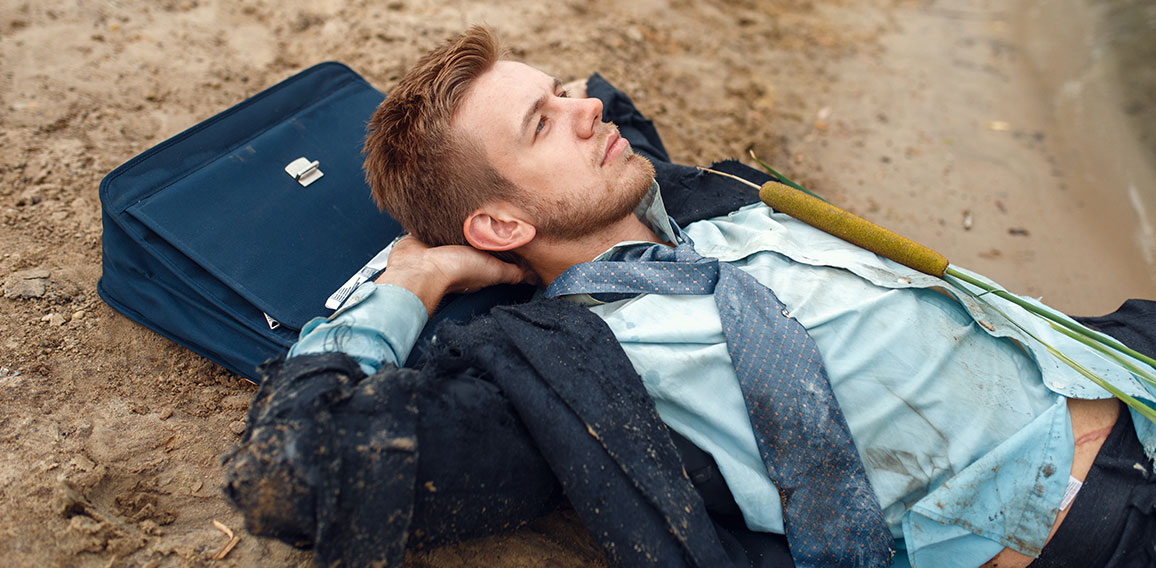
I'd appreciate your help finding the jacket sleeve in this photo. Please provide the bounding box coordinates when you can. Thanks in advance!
[223,351,562,566]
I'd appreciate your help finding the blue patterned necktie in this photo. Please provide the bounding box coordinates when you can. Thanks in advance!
[545,238,893,568]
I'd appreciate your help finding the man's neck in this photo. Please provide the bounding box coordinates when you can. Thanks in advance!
[521,214,664,285]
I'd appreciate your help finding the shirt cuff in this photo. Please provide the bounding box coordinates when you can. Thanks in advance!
[287,282,429,375]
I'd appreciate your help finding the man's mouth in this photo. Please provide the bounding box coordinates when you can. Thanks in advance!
[601,130,628,167]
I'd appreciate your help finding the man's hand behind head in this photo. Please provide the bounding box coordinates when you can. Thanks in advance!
[374,235,537,316]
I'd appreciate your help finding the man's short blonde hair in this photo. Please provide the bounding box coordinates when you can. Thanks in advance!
[363,26,520,246]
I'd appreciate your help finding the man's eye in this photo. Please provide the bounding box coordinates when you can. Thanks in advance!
[536,116,547,134]
[558,89,569,98]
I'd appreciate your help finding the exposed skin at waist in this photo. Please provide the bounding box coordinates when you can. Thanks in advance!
[980,397,1121,568]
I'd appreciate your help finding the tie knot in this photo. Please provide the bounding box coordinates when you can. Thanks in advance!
[619,240,708,265]
[544,240,720,301]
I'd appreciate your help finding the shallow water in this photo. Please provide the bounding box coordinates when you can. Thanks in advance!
[1094,0,1156,163]
[1097,0,1156,263]
[1019,0,1156,267]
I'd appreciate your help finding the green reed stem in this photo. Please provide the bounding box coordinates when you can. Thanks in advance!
[1048,322,1156,390]
[945,267,1156,371]
[946,272,1156,424]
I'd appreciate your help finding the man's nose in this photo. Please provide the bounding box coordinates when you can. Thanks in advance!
[572,96,603,139]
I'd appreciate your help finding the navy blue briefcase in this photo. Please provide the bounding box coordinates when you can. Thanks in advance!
[98,62,529,382]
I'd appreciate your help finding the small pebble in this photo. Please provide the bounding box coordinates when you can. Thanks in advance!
[72,310,85,320]
[41,313,66,326]
[139,519,163,536]
[228,420,247,435]
[14,268,50,279]
[5,278,46,299]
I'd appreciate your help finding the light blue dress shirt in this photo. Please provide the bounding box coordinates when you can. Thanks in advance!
[291,183,1156,567]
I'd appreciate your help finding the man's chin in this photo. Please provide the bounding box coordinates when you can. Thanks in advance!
[532,157,657,241]
[627,150,656,174]
[625,153,657,197]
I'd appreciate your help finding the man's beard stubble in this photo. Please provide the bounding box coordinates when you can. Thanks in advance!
[529,154,657,241]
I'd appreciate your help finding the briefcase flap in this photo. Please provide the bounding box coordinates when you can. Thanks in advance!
[107,62,400,332]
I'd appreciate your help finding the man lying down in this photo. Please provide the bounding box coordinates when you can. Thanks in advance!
[225,26,1156,568]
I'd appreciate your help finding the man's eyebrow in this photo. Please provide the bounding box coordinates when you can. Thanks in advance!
[520,78,564,137]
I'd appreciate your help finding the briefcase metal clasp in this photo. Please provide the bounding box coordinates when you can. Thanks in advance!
[285,157,323,187]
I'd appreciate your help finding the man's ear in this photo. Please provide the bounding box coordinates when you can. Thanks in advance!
[463,203,536,252]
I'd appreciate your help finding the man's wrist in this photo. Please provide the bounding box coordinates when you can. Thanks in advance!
[375,267,449,317]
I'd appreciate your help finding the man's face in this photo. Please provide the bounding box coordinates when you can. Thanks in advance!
[454,61,655,240]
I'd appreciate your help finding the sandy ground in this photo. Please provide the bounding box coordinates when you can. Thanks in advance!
[2,0,1153,566]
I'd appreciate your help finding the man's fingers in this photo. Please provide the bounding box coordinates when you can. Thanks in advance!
[380,236,536,293]
[458,258,531,292]
[521,267,542,287]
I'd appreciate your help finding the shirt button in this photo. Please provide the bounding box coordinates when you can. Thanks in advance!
[781,308,790,318]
